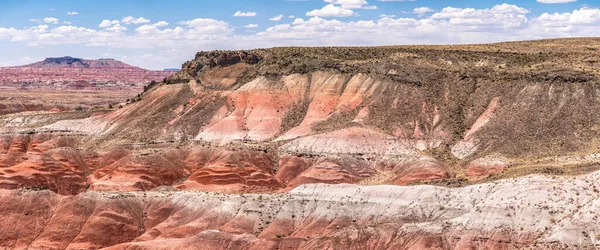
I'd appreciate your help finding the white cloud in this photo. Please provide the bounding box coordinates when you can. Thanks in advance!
[491,3,529,14]
[177,18,230,31]
[105,24,127,32]
[533,7,600,26]
[32,25,49,32]
[288,15,295,18]
[413,7,434,16]
[291,18,305,25]
[99,20,120,28]
[244,24,259,28]
[2,4,600,70]
[122,16,150,25]
[307,4,355,17]
[270,15,284,21]
[233,11,257,17]
[43,17,59,24]
[67,12,79,15]
[153,21,169,27]
[325,0,366,9]
[324,0,377,9]
[430,3,530,31]
[537,0,576,3]
[30,17,59,24]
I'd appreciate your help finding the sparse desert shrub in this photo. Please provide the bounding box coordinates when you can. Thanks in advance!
[143,80,158,92]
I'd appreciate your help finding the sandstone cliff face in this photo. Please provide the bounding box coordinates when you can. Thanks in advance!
[1,38,600,248]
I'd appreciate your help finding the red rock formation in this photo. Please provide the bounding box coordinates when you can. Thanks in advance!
[3,39,600,249]
[88,150,188,192]
[285,158,376,190]
[0,190,145,249]
[176,150,282,193]
[275,155,314,185]
[0,56,175,88]
[2,171,600,249]
[79,147,132,172]
[0,133,77,168]
[392,157,454,185]
[0,133,131,195]
[0,137,451,194]
[466,154,509,177]
[0,148,88,195]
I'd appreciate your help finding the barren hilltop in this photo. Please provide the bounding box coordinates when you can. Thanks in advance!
[1,38,600,249]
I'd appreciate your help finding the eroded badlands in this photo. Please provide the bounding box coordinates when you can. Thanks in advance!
[1,38,600,249]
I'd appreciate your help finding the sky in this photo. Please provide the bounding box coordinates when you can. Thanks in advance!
[0,0,598,70]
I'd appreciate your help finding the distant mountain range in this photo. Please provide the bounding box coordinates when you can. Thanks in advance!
[0,56,176,88]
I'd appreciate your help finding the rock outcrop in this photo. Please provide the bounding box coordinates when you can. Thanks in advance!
[3,171,600,249]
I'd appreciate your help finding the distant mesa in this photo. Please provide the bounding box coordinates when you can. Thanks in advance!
[164,68,180,71]
[41,56,89,68]
[0,56,176,87]
[23,56,143,70]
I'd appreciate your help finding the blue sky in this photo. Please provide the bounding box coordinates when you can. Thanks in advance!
[0,0,598,69]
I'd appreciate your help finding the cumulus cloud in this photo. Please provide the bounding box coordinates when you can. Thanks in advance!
[324,0,377,9]
[30,17,59,24]
[233,11,257,17]
[67,12,79,15]
[177,18,230,31]
[43,17,59,24]
[413,7,434,16]
[430,3,530,31]
[122,16,150,25]
[105,24,127,32]
[534,7,600,26]
[244,24,259,28]
[270,15,284,21]
[537,0,577,3]
[307,4,355,17]
[325,0,365,8]
[99,20,120,28]
[7,4,599,49]
[152,21,169,27]
[2,4,599,69]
